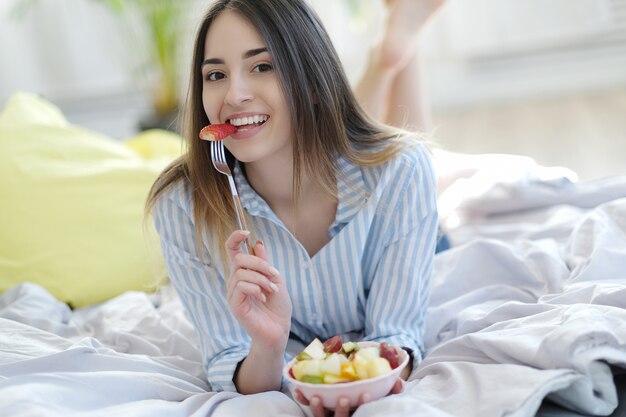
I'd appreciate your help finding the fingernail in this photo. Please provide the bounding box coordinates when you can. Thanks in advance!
[269,282,279,293]
[362,393,371,403]
[261,294,267,303]
[339,398,349,408]
[241,230,251,236]
[257,239,264,246]
[269,266,280,276]
[311,397,320,407]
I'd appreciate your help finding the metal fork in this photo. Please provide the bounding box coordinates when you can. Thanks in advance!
[211,140,253,255]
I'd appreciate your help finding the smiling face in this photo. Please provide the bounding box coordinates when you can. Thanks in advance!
[201,10,292,165]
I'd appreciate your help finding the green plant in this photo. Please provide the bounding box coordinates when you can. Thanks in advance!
[95,0,183,116]
[12,0,184,118]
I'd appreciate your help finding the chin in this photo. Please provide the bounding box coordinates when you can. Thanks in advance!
[227,149,264,164]
[227,143,278,165]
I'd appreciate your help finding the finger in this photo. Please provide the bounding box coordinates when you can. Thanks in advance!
[231,252,281,283]
[225,230,251,259]
[309,396,326,417]
[293,389,310,405]
[253,239,267,261]
[231,280,266,305]
[358,392,371,406]
[334,397,350,417]
[390,378,404,394]
[229,268,279,295]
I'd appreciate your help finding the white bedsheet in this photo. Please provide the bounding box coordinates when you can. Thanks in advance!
[2,158,626,417]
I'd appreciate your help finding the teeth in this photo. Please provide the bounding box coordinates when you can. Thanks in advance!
[229,115,268,126]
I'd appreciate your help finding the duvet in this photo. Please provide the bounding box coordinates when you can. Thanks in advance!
[1,156,626,417]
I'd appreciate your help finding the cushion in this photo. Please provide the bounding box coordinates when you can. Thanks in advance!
[0,92,182,307]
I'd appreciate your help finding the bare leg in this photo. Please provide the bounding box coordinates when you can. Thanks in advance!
[384,51,432,131]
[379,0,447,69]
[353,44,400,123]
[353,1,467,199]
[354,0,446,128]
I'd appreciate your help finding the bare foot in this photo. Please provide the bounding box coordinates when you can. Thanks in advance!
[379,0,446,69]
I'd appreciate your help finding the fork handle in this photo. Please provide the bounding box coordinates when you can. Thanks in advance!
[226,175,254,255]
[232,194,254,255]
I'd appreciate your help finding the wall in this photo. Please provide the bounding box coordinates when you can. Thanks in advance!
[2,0,625,113]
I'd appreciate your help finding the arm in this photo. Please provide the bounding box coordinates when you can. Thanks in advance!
[225,232,292,394]
[365,145,439,376]
[152,184,290,392]
[233,337,287,393]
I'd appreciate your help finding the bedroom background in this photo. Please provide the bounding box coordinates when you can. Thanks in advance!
[1,0,625,182]
[2,2,626,416]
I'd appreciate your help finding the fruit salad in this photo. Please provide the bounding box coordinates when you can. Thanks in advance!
[288,336,403,384]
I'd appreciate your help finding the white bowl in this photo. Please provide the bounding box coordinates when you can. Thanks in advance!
[283,341,409,409]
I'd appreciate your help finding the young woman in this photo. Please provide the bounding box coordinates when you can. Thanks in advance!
[146,0,439,415]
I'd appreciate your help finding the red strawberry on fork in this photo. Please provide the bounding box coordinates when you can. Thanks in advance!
[199,123,237,141]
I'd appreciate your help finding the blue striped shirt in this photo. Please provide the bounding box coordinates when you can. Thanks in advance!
[152,141,438,392]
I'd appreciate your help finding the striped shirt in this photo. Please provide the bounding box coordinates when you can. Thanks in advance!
[152,141,438,392]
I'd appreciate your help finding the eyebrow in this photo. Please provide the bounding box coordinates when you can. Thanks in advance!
[201,47,269,67]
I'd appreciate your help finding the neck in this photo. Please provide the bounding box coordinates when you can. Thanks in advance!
[245,159,296,208]
[244,155,335,213]
[245,152,338,252]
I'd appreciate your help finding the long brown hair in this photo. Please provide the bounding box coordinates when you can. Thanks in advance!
[146,0,415,264]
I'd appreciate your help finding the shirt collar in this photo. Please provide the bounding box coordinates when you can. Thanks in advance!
[233,162,275,220]
[233,158,371,228]
[332,157,371,230]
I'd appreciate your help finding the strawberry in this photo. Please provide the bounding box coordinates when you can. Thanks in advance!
[199,123,237,141]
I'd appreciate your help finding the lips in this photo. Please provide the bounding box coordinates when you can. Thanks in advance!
[226,114,269,139]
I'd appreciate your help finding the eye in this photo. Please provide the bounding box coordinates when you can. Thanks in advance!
[253,63,273,73]
[205,71,225,81]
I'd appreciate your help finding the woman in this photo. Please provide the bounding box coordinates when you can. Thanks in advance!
[146,0,439,415]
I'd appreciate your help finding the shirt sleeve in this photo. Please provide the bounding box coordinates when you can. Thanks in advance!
[364,145,439,373]
[151,182,250,392]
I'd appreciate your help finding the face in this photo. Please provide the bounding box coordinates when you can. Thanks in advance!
[201,11,292,165]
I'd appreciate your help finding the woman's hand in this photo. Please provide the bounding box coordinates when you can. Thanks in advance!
[294,378,404,417]
[225,230,292,348]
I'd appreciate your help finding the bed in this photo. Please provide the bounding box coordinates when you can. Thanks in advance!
[1,94,626,417]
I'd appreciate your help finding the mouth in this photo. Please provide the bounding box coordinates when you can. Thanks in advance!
[227,114,269,131]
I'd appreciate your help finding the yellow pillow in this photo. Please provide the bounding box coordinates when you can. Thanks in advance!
[0,92,182,307]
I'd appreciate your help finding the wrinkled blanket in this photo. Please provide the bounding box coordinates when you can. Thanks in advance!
[2,159,626,417]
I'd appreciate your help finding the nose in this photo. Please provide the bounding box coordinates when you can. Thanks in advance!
[224,73,253,106]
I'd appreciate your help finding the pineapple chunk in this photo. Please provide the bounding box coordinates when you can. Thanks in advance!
[323,374,352,384]
[352,355,370,380]
[366,357,392,378]
[292,360,309,380]
[320,353,342,376]
[357,346,380,360]
[337,354,349,366]
[293,359,323,380]
[340,362,358,380]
